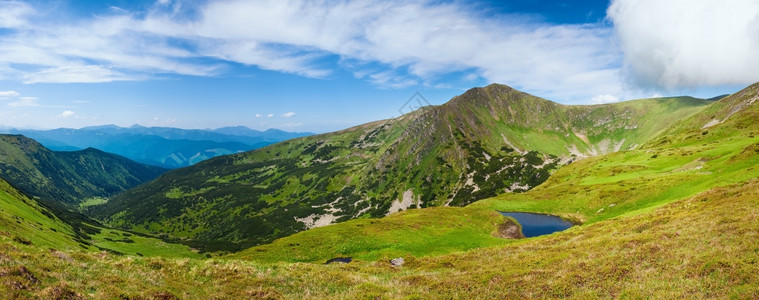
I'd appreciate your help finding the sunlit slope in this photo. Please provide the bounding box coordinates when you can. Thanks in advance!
[2,83,756,299]
[1,177,757,298]
[0,178,201,259]
[235,82,759,263]
[95,84,710,251]
[478,82,759,222]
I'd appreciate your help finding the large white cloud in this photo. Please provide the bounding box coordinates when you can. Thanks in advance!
[0,0,622,102]
[608,0,759,89]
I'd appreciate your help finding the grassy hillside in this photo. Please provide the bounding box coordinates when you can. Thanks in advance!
[1,159,757,298]
[233,82,759,263]
[0,135,166,206]
[0,83,756,298]
[93,84,711,251]
[0,178,202,260]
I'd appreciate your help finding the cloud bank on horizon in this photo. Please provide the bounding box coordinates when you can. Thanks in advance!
[0,0,757,104]
[609,0,759,90]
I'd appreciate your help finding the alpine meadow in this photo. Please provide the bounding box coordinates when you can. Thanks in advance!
[1,0,759,299]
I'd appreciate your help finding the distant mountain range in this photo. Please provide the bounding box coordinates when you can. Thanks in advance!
[1,83,759,298]
[2,125,313,168]
[91,84,713,250]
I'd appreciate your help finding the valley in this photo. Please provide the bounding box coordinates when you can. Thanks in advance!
[89,84,712,251]
[1,82,758,298]
[1,0,756,298]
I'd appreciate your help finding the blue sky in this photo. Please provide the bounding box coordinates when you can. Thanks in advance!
[0,0,757,132]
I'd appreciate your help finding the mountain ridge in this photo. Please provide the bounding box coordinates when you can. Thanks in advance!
[1,83,758,298]
[0,134,166,206]
[92,83,713,251]
[4,125,313,168]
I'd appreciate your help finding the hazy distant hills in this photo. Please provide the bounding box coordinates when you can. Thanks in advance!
[93,84,713,250]
[2,83,759,298]
[3,125,313,168]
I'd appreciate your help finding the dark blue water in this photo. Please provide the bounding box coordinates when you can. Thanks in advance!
[325,257,352,264]
[498,212,573,237]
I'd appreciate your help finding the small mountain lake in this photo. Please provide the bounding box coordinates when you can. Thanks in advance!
[498,212,573,237]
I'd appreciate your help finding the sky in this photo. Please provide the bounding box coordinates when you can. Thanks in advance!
[0,0,757,133]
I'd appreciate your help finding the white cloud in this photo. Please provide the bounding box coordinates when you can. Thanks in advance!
[590,94,620,104]
[608,0,759,89]
[3,0,751,102]
[255,113,262,118]
[281,112,296,118]
[184,0,620,98]
[8,96,39,107]
[144,116,178,126]
[57,110,75,118]
[0,90,20,98]
[22,65,141,84]
[0,1,33,28]
[266,113,274,118]
[0,0,621,101]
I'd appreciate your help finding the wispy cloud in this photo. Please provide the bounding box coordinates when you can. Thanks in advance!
[22,65,141,84]
[0,90,20,98]
[266,113,274,118]
[8,96,40,107]
[0,0,618,101]
[281,112,296,118]
[1,91,68,108]
[0,1,33,28]
[0,0,754,102]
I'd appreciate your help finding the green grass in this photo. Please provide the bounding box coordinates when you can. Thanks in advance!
[77,197,107,209]
[2,178,758,299]
[93,84,713,251]
[0,179,203,259]
[1,83,758,298]
[230,134,759,264]
[230,84,759,263]
[230,206,513,263]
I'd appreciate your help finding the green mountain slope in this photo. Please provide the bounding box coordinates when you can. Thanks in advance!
[2,113,758,298]
[0,135,167,206]
[235,82,759,263]
[0,178,201,260]
[94,84,711,250]
[0,83,756,299]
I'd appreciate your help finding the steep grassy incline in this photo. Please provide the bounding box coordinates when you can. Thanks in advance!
[0,135,167,206]
[94,84,710,251]
[0,84,755,299]
[0,178,201,260]
[1,166,757,298]
[234,82,759,264]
